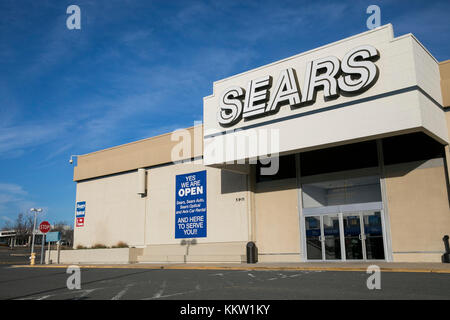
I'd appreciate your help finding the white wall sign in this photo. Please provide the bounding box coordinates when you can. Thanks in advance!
[217,45,379,127]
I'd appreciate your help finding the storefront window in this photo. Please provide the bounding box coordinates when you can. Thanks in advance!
[302,175,382,209]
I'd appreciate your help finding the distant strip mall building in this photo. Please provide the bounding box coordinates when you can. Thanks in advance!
[72,25,450,263]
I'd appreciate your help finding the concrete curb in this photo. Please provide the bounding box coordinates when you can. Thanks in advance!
[9,264,450,273]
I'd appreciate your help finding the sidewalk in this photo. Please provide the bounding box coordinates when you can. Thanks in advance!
[10,261,450,273]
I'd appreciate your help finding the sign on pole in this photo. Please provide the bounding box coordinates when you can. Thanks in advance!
[175,170,207,239]
[39,221,51,234]
[46,231,61,243]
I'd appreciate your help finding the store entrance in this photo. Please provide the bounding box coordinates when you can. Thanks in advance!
[305,214,341,261]
[343,211,385,260]
[305,211,385,261]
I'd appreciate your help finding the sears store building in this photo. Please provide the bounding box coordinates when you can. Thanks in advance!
[70,25,450,264]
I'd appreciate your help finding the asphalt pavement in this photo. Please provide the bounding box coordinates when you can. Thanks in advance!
[1,265,449,300]
[0,246,37,265]
[2,246,450,300]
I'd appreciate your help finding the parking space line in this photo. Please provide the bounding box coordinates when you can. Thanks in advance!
[111,284,133,300]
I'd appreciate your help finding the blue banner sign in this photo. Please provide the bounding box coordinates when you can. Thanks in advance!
[175,170,207,239]
[46,231,61,243]
[76,201,86,218]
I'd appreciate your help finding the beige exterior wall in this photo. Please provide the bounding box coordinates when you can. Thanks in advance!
[73,125,203,181]
[74,171,146,248]
[440,60,450,108]
[145,159,250,246]
[412,38,443,105]
[446,111,450,184]
[254,179,301,262]
[137,242,246,263]
[385,159,450,262]
[441,61,450,183]
[74,157,251,262]
[46,248,144,264]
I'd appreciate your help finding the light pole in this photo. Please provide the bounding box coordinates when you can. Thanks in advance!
[30,208,42,255]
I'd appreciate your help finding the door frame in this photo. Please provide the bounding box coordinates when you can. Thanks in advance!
[295,140,394,262]
[303,210,387,262]
[342,212,367,260]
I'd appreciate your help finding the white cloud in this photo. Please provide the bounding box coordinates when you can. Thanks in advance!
[0,183,29,213]
[0,183,27,196]
[0,183,37,222]
[0,121,71,157]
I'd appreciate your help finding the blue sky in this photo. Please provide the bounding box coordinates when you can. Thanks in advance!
[1,0,449,228]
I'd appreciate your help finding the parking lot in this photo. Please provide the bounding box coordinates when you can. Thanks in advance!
[1,265,449,300]
[0,246,36,265]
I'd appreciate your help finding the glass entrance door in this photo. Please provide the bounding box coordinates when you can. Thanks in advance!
[305,211,385,261]
[362,211,385,260]
[343,214,364,260]
[342,211,385,260]
[305,214,342,261]
[323,214,341,260]
[305,216,321,260]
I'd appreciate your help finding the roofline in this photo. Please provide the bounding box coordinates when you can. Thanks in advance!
[78,123,204,158]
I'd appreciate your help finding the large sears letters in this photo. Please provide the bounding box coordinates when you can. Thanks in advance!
[217,45,379,127]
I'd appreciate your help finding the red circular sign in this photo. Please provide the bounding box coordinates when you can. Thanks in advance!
[39,221,51,234]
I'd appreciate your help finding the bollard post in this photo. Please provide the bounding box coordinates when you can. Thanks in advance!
[442,235,450,263]
[246,241,258,264]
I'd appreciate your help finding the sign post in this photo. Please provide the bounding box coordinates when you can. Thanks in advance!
[57,240,60,264]
[39,234,45,264]
[39,221,50,264]
[45,232,60,264]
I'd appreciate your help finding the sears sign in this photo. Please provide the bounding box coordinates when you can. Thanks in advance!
[217,45,379,127]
